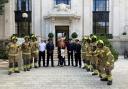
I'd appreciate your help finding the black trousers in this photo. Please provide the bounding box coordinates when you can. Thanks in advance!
[47,53,54,66]
[75,53,81,67]
[38,51,45,67]
[67,51,74,66]
[60,56,66,66]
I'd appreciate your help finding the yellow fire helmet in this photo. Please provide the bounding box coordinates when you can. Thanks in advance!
[86,37,91,43]
[84,36,88,40]
[91,35,97,39]
[31,34,35,38]
[24,36,30,39]
[11,36,18,41]
[97,40,104,46]
[91,35,97,42]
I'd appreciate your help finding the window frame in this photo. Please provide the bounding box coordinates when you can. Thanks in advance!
[93,0,109,34]
[54,0,71,9]
[16,0,32,11]
[55,0,71,5]
[93,21,109,34]
[93,0,109,11]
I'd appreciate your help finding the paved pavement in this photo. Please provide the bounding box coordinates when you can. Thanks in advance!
[0,56,128,89]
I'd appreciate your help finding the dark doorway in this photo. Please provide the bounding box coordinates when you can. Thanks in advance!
[55,26,69,46]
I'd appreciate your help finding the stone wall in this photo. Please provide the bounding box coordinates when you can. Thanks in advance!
[0,15,5,39]
[110,38,128,55]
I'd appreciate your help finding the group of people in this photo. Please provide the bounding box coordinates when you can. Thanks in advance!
[82,35,115,85]
[39,36,82,67]
[57,36,82,67]
[6,34,115,85]
[6,34,82,75]
[6,35,39,75]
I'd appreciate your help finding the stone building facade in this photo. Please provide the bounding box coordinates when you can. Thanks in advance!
[0,0,128,54]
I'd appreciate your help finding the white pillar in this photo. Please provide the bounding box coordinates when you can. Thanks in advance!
[4,0,15,39]
[109,0,113,34]
[84,0,92,35]
[69,19,73,38]
[32,0,35,34]
[45,19,50,40]
[51,17,55,44]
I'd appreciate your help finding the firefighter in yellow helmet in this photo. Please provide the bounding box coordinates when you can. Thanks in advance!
[90,35,99,75]
[6,36,20,75]
[31,35,39,68]
[21,36,31,71]
[85,37,92,71]
[82,36,88,69]
[96,40,114,85]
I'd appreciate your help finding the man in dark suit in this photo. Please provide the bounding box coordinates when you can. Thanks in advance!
[74,39,82,68]
[67,39,74,66]
[46,39,54,67]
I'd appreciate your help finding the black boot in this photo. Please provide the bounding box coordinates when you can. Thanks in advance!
[8,63,13,75]
[24,68,27,72]
[82,66,86,69]
[15,71,20,73]
[27,68,30,71]
[100,78,108,81]
[107,81,112,85]
[86,68,90,72]
[99,74,102,78]
[14,62,20,73]
[34,66,38,68]
[8,71,12,75]
[92,73,98,76]
[30,65,32,69]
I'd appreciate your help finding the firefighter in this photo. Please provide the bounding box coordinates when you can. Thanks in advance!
[6,36,20,75]
[82,36,88,69]
[21,36,31,71]
[31,35,39,68]
[90,35,99,75]
[85,37,92,71]
[96,40,114,85]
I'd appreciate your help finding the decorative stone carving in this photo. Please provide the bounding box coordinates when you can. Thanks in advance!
[57,3,69,11]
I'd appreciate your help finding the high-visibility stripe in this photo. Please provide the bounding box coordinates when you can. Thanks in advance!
[32,51,39,53]
[94,70,99,75]
[101,50,105,53]
[14,67,19,71]
[106,61,110,65]
[86,55,92,56]
[22,53,31,55]
[107,52,111,56]
[9,68,14,72]
[8,54,18,56]
[107,75,112,81]
[101,73,107,78]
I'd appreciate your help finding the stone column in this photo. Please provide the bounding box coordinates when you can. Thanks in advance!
[69,19,73,38]
[51,17,55,44]
[4,0,15,39]
[109,0,113,34]
[112,0,120,36]
[45,19,50,40]
[0,15,5,39]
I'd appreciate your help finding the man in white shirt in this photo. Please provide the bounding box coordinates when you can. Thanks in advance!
[38,40,46,67]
